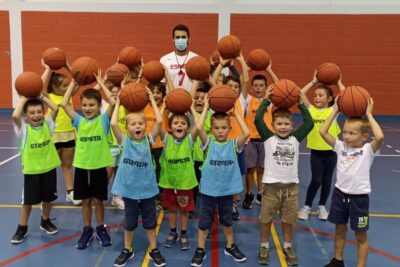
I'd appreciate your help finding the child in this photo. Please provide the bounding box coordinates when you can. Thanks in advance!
[41,61,82,205]
[111,89,166,267]
[321,98,384,267]
[61,79,115,249]
[158,106,199,251]
[256,88,313,266]
[190,99,250,267]
[298,73,344,220]
[11,95,60,244]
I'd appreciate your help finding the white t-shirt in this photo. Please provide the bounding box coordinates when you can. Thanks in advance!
[334,140,379,194]
[160,51,198,92]
[263,135,300,184]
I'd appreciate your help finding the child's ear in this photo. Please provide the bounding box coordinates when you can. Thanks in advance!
[362,133,369,141]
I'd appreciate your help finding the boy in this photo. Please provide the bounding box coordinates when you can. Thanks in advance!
[61,79,115,249]
[321,98,384,267]
[11,95,60,244]
[256,88,313,265]
[191,98,250,267]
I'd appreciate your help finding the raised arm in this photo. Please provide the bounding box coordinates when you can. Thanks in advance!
[234,103,250,150]
[236,52,250,98]
[366,98,384,153]
[319,97,339,147]
[255,86,274,141]
[162,64,175,92]
[110,99,123,145]
[190,80,199,98]
[293,92,314,142]
[190,104,200,141]
[148,87,163,141]
[41,94,58,121]
[211,56,230,84]
[196,95,209,146]
[94,69,112,100]
[266,60,279,83]
[41,60,51,97]
[300,70,318,108]
[11,96,28,130]
[61,79,78,120]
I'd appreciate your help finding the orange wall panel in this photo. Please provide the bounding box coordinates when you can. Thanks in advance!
[232,14,400,115]
[0,11,12,108]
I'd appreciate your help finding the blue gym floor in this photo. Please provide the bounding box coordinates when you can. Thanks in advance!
[0,111,399,267]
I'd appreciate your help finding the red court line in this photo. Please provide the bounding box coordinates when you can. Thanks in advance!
[211,211,219,267]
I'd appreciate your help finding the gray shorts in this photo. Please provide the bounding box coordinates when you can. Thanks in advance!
[244,140,265,169]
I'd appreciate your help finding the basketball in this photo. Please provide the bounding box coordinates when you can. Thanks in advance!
[217,35,241,59]
[42,47,66,70]
[142,61,164,83]
[338,86,370,117]
[106,63,130,86]
[270,79,300,109]
[15,71,43,98]
[316,62,341,85]
[185,56,210,81]
[118,46,141,70]
[165,88,193,114]
[119,82,149,112]
[71,57,99,85]
[211,49,220,65]
[208,84,237,112]
[247,48,271,71]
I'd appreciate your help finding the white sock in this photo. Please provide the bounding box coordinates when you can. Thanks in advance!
[283,242,292,249]
[260,242,269,248]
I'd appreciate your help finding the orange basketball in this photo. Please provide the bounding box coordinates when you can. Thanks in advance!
[142,61,164,83]
[211,49,220,65]
[119,82,149,112]
[185,56,210,81]
[316,63,341,85]
[338,86,370,117]
[217,35,241,59]
[106,63,130,86]
[247,49,271,71]
[166,88,193,114]
[15,71,43,98]
[118,46,141,70]
[270,79,300,109]
[42,47,66,70]
[208,84,237,112]
[71,57,99,85]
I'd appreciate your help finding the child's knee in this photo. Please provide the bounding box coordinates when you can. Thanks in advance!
[355,230,368,243]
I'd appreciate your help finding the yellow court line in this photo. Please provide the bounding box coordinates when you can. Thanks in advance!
[271,222,288,267]
[141,209,164,267]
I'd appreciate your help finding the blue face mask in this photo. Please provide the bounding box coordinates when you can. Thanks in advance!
[175,38,188,51]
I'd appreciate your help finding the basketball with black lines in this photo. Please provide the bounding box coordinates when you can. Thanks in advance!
[185,56,210,81]
[165,88,192,114]
[71,56,99,85]
[316,62,341,85]
[119,82,149,112]
[338,86,370,117]
[270,79,300,109]
[142,60,164,83]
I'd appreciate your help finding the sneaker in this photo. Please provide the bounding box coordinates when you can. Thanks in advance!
[324,258,346,267]
[96,224,112,247]
[258,246,269,265]
[114,248,134,267]
[318,205,329,220]
[191,247,206,267]
[111,195,125,210]
[11,225,28,244]
[149,248,166,267]
[40,217,59,234]
[66,191,82,205]
[282,247,299,266]
[256,193,262,205]
[224,244,247,262]
[180,234,190,250]
[242,192,254,209]
[164,231,179,248]
[232,202,240,221]
[298,205,311,220]
[76,226,94,249]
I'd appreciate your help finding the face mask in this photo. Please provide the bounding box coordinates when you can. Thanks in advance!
[175,38,188,51]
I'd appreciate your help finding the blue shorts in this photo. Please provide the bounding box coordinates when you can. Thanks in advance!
[237,151,246,175]
[123,196,157,231]
[328,188,369,231]
[198,194,233,230]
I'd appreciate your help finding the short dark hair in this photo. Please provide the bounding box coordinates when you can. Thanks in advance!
[315,84,335,106]
[169,113,190,128]
[172,24,190,38]
[23,99,44,114]
[80,88,102,104]
[272,108,292,122]
[222,75,240,86]
[211,112,230,126]
[48,72,67,93]
[148,82,167,97]
[252,74,267,85]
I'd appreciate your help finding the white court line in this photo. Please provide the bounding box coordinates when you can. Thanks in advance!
[386,145,393,148]
[0,147,18,149]
[0,122,13,125]
[392,170,400,173]
[0,130,10,132]
[0,153,20,165]
[300,152,400,157]
[396,150,400,153]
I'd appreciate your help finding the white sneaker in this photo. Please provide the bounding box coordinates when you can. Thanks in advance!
[66,191,82,205]
[111,195,125,210]
[318,205,329,220]
[298,205,311,220]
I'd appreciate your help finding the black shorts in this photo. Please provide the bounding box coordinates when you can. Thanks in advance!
[198,194,233,230]
[123,196,157,231]
[328,188,370,231]
[54,140,76,150]
[74,167,108,200]
[23,168,58,205]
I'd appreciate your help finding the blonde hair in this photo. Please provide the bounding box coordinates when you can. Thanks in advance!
[126,111,146,124]
[345,118,370,134]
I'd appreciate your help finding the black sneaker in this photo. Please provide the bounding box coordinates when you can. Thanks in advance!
[324,258,346,267]
[224,244,247,262]
[40,217,59,235]
[242,193,254,209]
[149,248,166,267]
[191,247,206,267]
[232,202,240,221]
[11,225,28,244]
[114,248,134,267]
[256,193,262,205]
[96,224,112,247]
[76,226,94,249]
